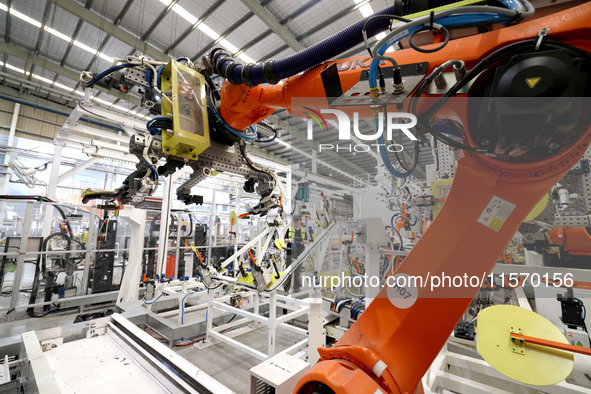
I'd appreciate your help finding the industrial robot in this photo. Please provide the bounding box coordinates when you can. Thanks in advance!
[79,0,591,392]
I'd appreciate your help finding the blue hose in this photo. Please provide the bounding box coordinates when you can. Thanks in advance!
[216,4,397,85]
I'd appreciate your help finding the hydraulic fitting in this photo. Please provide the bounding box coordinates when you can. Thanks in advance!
[454,60,467,81]
[434,73,447,90]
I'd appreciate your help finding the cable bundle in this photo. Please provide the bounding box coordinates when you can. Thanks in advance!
[331,294,352,313]
[146,116,173,136]
[350,299,365,320]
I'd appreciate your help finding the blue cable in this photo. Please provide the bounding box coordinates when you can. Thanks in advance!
[390,214,398,229]
[209,105,256,140]
[147,116,172,124]
[573,297,587,327]
[181,290,205,324]
[146,116,172,136]
[86,63,133,87]
[144,292,164,305]
[368,10,518,178]
[156,65,165,90]
[145,159,158,180]
[146,67,153,89]
[255,129,278,143]
[368,6,522,90]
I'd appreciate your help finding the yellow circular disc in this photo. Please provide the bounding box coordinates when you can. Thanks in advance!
[230,211,237,226]
[477,305,573,386]
[274,238,286,249]
[523,194,549,222]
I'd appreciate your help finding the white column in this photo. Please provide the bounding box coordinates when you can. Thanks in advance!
[41,144,64,239]
[307,298,324,363]
[0,103,20,224]
[365,244,381,305]
[116,206,147,304]
[7,202,34,320]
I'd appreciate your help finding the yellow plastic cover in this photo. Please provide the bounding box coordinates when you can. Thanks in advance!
[160,60,210,160]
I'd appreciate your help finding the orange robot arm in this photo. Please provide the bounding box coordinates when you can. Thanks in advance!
[218,3,591,393]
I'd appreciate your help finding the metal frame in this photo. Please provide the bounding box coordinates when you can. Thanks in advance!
[425,337,588,394]
[202,290,310,361]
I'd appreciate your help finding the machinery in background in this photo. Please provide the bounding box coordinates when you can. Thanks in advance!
[7,157,47,189]
[76,0,591,391]
[520,150,591,267]
[557,288,590,349]
[0,197,90,317]
[90,212,119,293]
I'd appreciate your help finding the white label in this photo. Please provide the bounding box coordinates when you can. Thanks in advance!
[477,196,516,232]
[387,30,409,45]
[387,273,418,309]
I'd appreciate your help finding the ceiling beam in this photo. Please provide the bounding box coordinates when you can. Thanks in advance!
[47,0,168,61]
[0,41,141,106]
[0,84,77,114]
[263,0,370,60]
[240,0,305,52]
[268,115,365,176]
[164,0,225,55]
[233,0,317,60]
[192,12,256,61]
[59,0,95,69]
[141,0,179,41]
[191,0,274,61]
[4,0,11,45]
[114,0,134,26]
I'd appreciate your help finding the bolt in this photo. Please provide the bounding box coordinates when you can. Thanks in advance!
[549,142,560,150]
[166,148,170,152]
[416,64,423,71]
[481,139,490,146]
[511,338,515,342]
[192,155,197,158]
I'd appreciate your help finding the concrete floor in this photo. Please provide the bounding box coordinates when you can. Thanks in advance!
[0,309,81,338]
[177,327,304,393]
[0,306,306,394]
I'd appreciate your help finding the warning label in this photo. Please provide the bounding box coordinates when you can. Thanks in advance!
[477,196,516,232]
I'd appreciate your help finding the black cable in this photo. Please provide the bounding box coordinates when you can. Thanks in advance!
[213,313,237,327]
[408,24,450,53]
[382,105,419,173]
[416,38,589,154]
[78,101,110,119]
[255,127,278,143]
[238,140,276,183]
[362,14,412,87]
[362,14,412,41]
[385,225,404,251]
